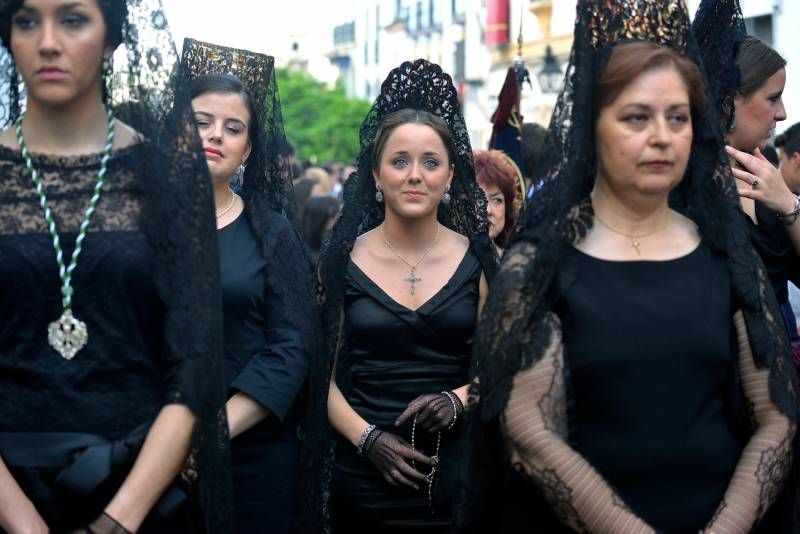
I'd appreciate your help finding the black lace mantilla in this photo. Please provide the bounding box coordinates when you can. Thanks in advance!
[0,0,234,530]
[180,38,299,231]
[692,0,746,131]
[475,0,797,429]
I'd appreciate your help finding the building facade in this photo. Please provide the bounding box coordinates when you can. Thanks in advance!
[329,0,799,150]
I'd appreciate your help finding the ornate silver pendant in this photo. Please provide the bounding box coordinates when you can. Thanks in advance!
[48,310,88,360]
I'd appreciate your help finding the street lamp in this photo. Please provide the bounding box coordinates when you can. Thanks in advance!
[537,45,562,94]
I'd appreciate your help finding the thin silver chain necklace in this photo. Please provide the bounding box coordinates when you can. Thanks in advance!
[16,109,116,360]
[379,223,441,295]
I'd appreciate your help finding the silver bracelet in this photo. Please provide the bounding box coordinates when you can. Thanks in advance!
[357,423,377,456]
[441,391,461,430]
[777,196,800,226]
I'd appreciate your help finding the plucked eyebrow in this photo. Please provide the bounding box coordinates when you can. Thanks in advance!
[17,2,88,15]
[619,103,690,112]
[389,150,443,157]
[193,111,247,128]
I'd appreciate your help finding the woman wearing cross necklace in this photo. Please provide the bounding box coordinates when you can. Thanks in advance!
[304,60,495,533]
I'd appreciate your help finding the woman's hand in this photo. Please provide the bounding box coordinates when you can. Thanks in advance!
[727,145,797,215]
[396,393,459,433]
[366,431,432,490]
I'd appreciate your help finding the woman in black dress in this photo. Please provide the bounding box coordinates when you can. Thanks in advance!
[180,39,313,533]
[693,0,799,349]
[0,1,232,532]
[305,59,497,533]
[469,1,798,533]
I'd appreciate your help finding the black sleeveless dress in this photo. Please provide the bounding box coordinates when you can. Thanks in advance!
[330,249,481,533]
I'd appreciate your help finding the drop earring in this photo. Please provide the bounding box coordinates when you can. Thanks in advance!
[375,187,384,202]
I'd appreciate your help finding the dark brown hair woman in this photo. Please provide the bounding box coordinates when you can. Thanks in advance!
[469,1,797,533]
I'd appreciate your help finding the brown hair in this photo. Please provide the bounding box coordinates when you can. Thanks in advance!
[735,36,786,97]
[473,149,521,247]
[594,41,706,118]
[371,108,456,171]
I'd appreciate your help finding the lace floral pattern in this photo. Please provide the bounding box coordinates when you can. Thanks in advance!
[0,0,234,530]
[180,38,299,230]
[469,0,798,531]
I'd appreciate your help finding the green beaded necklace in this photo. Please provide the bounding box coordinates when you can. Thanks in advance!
[15,108,116,360]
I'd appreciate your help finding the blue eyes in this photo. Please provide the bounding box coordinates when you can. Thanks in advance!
[391,158,440,169]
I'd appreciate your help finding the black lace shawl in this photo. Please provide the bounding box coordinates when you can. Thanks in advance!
[179,38,300,232]
[303,59,498,533]
[465,0,798,524]
[691,0,747,132]
[0,1,234,530]
[475,0,796,431]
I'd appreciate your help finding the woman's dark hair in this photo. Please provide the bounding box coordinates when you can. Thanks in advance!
[735,36,786,97]
[371,108,456,171]
[520,122,547,182]
[189,73,260,165]
[473,149,521,248]
[1,0,127,50]
[595,41,707,119]
[301,195,340,263]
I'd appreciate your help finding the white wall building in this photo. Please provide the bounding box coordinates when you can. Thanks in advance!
[328,0,494,148]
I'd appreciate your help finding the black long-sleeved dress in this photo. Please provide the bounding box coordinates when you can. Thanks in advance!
[0,143,228,532]
[218,209,309,533]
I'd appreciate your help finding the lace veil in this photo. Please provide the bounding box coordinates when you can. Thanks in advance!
[691,0,747,131]
[303,58,498,532]
[0,1,234,530]
[471,0,797,460]
[180,38,299,230]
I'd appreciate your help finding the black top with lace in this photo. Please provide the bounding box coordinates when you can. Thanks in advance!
[466,0,798,530]
[1,1,235,530]
[0,145,168,438]
[0,142,231,530]
[552,244,743,533]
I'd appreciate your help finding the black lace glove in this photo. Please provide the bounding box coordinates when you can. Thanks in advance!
[70,512,132,534]
[395,392,463,433]
[366,430,432,490]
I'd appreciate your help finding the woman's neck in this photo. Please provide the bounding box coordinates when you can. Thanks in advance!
[21,87,107,156]
[212,177,234,213]
[381,211,440,254]
[591,180,671,234]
